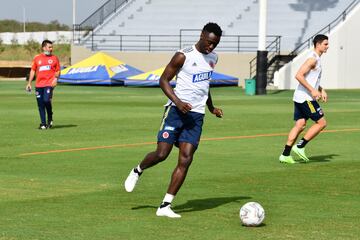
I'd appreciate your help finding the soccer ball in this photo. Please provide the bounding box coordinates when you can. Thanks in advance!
[239,202,265,226]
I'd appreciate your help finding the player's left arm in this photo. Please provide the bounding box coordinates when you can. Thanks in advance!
[207,90,223,118]
[52,57,61,87]
[318,85,328,102]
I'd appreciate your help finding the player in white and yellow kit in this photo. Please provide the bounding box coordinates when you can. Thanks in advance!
[279,34,329,164]
[125,23,223,218]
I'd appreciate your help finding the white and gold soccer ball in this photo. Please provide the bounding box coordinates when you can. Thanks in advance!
[239,202,265,226]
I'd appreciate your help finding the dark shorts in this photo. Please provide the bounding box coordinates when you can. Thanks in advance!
[157,106,204,148]
[294,100,324,122]
[35,87,53,102]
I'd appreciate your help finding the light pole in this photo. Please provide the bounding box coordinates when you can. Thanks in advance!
[256,0,268,95]
[73,0,76,44]
[22,6,26,33]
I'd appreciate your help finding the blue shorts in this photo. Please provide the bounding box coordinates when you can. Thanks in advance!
[294,100,324,122]
[157,106,204,148]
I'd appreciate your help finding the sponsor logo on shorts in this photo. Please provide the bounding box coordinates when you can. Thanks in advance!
[164,126,175,131]
[318,108,323,115]
[162,131,169,139]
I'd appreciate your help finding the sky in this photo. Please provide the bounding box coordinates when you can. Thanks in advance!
[0,0,108,26]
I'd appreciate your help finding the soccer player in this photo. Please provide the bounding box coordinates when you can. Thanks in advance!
[279,34,329,164]
[26,40,60,129]
[124,23,224,218]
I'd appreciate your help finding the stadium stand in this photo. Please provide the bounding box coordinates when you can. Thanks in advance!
[77,0,355,51]
[72,0,358,87]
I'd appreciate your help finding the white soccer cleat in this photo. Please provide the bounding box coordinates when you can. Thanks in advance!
[124,169,140,192]
[156,205,181,218]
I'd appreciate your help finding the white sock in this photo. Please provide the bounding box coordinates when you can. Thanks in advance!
[163,193,175,204]
[136,165,143,173]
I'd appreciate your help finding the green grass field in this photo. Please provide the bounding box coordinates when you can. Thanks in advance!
[0,80,359,240]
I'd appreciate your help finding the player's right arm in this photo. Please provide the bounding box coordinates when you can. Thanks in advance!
[26,58,37,91]
[160,52,192,114]
[295,58,321,100]
[26,69,35,91]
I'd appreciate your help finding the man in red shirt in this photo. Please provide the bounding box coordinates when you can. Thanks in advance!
[26,40,60,129]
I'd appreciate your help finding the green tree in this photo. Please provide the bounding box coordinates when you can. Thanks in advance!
[24,39,40,57]
[0,19,70,32]
[0,38,5,54]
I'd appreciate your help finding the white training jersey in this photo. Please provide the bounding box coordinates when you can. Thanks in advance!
[166,45,218,114]
[293,51,322,103]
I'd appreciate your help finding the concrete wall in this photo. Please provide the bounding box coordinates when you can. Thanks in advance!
[274,4,360,89]
[71,45,255,87]
[0,31,72,44]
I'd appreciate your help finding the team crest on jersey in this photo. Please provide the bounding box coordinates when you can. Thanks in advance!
[209,61,215,69]
[162,131,170,139]
[48,59,53,64]
[192,71,213,83]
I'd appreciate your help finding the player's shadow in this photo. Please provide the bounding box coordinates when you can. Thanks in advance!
[132,196,251,213]
[51,124,78,129]
[305,154,339,163]
[269,90,286,95]
[174,196,251,213]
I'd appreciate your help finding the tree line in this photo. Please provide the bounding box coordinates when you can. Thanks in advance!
[0,19,70,32]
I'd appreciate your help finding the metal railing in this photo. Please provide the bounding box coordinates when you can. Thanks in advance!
[73,0,131,44]
[78,0,130,30]
[81,32,281,53]
[249,36,281,78]
[290,0,359,55]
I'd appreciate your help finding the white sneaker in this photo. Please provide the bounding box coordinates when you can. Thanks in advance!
[124,169,140,192]
[156,205,181,218]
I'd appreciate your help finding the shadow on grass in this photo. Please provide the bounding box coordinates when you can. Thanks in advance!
[241,223,267,228]
[269,90,286,95]
[132,196,251,213]
[51,124,78,129]
[299,154,339,164]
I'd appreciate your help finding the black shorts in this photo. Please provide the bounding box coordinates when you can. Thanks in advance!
[294,100,324,122]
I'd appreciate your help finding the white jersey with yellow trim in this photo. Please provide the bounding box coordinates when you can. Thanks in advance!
[293,51,322,103]
[166,45,218,114]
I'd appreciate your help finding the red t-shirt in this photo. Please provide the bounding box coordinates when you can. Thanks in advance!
[31,53,60,87]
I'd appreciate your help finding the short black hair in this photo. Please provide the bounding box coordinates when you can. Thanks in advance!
[313,34,328,47]
[42,39,53,47]
[202,22,222,37]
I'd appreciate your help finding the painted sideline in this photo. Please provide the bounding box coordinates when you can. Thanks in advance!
[19,128,360,156]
